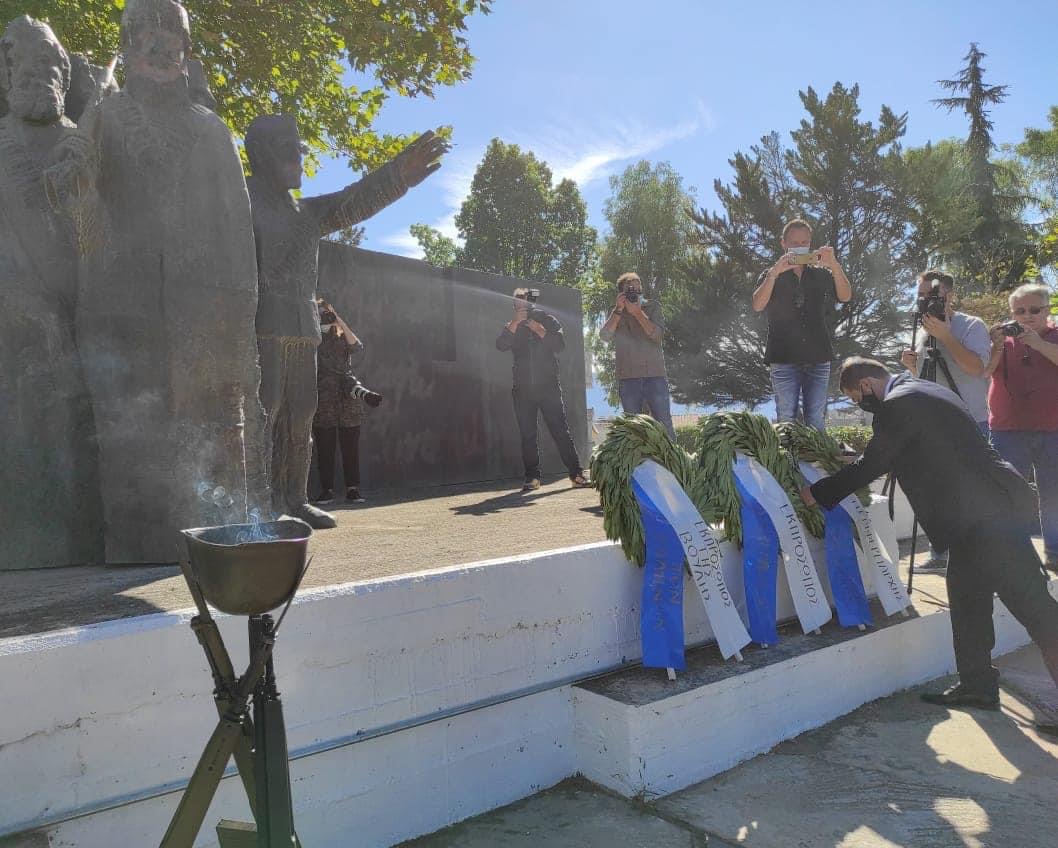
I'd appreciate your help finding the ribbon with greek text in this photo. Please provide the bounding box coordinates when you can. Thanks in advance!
[732,454,833,635]
[632,460,751,664]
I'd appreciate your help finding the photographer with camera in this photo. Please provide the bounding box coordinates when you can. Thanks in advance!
[496,288,589,493]
[600,272,674,438]
[900,270,992,573]
[984,282,1058,572]
[753,219,852,431]
[801,357,1058,729]
[312,301,382,507]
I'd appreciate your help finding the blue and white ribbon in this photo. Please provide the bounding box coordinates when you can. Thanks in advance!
[734,474,781,645]
[794,462,872,628]
[799,463,910,617]
[632,460,751,665]
[732,454,833,635]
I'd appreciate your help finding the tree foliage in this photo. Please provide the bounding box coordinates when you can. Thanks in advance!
[409,222,459,267]
[587,161,697,401]
[452,138,597,288]
[930,44,1035,290]
[669,83,915,408]
[5,0,491,171]
[595,161,697,313]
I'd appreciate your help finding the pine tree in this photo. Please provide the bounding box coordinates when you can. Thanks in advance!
[668,84,915,408]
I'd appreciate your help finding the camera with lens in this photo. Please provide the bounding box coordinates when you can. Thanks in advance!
[1000,320,1024,338]
[916,282,947,322]
[520,288,546,323]
[319,309,337,326]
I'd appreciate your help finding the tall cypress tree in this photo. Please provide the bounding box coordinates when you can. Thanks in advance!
[932,44,1032,290]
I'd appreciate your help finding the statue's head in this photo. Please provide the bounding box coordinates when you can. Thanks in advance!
[121,0,191,85]
[0,16,70,124]
[245,113,306,191]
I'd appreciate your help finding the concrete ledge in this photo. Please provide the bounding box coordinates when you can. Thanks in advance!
[571,583,1055,800]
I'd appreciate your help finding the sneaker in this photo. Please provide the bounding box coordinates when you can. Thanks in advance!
[570,473,591,489]
[920,685,999,711]
[914,555,948,574]
[521,478,541,493]
[1044,551,1058,574]
[346,487,366,504]
[314,489,335,505]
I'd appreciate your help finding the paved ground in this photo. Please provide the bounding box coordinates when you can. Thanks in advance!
[403,646,1058,848]
[0,477,604,638]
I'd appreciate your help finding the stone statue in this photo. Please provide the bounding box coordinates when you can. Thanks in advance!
[46,0,269,563]
[0,16,103,567]
[244,114,447,527]
[65,54,117,123]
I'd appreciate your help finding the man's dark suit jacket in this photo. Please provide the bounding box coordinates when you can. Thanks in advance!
[810,375,1036,551]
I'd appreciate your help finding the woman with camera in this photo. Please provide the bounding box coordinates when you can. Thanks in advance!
[313,300,382,506]
[985,282,1058,571]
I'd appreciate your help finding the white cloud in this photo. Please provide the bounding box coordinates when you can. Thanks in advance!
[379,101,715,258]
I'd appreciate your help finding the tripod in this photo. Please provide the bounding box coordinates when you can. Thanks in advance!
[904,313,962,594]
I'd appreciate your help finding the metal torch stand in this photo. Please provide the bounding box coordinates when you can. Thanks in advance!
[242,614,297,848]
[159,564,302,848]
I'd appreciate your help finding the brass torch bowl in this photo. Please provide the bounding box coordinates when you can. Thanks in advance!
[181,519,312,615]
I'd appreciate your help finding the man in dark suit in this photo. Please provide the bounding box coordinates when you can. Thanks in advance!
[801,357,1058,724]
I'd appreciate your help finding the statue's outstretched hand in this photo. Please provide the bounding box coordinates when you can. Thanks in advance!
[395,130,450,188]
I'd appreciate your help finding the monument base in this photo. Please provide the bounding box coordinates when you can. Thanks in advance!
[572,593,1043,800]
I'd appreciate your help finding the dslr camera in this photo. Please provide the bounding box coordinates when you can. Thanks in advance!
[1000,320,1024,338]
[916,281,946,321]
[521,288,546,323]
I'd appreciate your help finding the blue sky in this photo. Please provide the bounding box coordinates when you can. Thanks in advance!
[303,0,1058,412]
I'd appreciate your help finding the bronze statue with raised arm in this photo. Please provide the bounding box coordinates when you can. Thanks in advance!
[244,113,447,527]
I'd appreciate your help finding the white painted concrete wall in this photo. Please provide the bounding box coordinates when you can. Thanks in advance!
[573,583,1055,799]
[0,497,937,847]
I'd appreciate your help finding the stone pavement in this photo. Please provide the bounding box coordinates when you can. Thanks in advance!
[0,476,604,637]
[403,646,1058,848]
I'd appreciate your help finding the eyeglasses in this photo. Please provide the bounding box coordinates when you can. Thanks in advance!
[1012,306,1046,316]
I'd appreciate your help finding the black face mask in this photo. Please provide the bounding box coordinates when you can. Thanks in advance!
[857,387,883,415]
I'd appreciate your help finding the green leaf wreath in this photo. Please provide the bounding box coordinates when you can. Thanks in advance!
[775,421,872,508]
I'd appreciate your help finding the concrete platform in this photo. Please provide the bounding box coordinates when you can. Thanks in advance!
[0,476,604,637]
[403,646,1058,848]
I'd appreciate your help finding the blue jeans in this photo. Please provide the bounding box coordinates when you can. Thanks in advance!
[769,362,831,431]
[991,430,1058,556]
[618,376,675,439]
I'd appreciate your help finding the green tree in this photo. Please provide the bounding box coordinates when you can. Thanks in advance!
[589,161,697,401]
[670,84,915,408]
[594,161,697,311]
[7,0,491,171]
[409,222,459,267]
[931,44,1034,289]
[454,138,597,288]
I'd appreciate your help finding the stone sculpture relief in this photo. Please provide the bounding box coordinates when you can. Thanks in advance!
[0,16,103,568]
[45,0,269,563]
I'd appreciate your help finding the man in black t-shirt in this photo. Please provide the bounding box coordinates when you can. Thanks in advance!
[752,219,852,430]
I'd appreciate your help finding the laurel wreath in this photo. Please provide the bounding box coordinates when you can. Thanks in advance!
[692,412,824,545]
[589,414,708,567]
[775,421,872,509]
[591,413,866,565]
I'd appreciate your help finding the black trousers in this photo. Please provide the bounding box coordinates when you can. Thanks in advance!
[946,518,1058,694]
[512,383,582,481]
[314,426,360,492]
